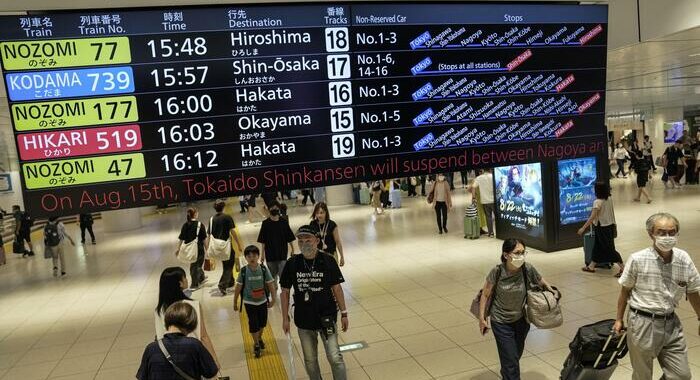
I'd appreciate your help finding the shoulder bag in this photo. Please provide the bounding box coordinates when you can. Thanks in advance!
[157,339,197,380]
[178,222,201,264]
[523,266,563,329]
[206,217,231,261]
[469,265,502,319]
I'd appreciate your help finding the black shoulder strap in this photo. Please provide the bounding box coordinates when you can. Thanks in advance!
[239,266,247,310]
[156,339,196,380]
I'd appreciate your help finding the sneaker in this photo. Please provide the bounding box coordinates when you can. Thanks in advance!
[28,251,35,256]
[254,344,261,358]
[92,240,96,245]
[53,267,58,277]
[61,272,66,276]
[218,286,226,296]
[444,228,448,233]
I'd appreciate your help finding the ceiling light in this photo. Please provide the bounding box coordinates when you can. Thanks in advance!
[690,53,700,57]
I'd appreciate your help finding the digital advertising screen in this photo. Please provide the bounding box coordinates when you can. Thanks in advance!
[494,162,544,237]
[663,121,685,143]
[0,3,608,216]
[557,156,596,225]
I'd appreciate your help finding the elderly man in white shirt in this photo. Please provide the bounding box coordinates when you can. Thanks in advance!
[614,213,700,380]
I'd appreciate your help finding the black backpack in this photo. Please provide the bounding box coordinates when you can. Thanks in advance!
[44,222,60,247]
[239,265,271,310]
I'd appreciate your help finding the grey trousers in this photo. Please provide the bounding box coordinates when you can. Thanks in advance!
[627,311,691,380]
[483,203,495,235]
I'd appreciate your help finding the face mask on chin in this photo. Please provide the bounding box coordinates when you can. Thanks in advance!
[655,236,677,252]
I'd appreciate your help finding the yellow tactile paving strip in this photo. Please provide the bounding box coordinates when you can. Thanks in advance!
[238,299,289,380]
[227,198,288,380]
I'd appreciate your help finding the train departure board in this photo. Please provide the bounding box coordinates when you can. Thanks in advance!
[0,3,608,217]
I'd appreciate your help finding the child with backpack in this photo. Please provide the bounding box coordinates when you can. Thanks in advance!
[44,216,75,277]
[233,245,275,358]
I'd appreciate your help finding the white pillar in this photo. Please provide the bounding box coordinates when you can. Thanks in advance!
[101,208,143,233]
[325,184,353,206]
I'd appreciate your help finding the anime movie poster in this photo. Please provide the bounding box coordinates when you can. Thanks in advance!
[558,157,597,225]
[494,163,544,237]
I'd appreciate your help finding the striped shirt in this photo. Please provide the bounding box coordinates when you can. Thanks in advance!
[619,247,700,314]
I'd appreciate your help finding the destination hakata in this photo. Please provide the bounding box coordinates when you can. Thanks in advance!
[555,74,575,93]
[17,124,142,160]
[577,92,601,114]
[579,25,603,46]
[507,49,532,71]
[555,120,575,138]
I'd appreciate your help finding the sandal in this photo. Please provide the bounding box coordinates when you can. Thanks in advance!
[581,267,596,273]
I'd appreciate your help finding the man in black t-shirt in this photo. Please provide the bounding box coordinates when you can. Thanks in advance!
[210,200,244,295]
[12,205,34,256]
[256,201,296,286]
[663,140,685,188]
[280,225,348,380]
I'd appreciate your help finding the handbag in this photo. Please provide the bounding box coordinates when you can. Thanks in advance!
[523,266,563,329]
[469,265,502,319]
[206,217,231,261]
[178,222,200,264]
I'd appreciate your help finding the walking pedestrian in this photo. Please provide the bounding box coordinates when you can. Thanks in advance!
[44,216,75,277]
[662,140,684,188]
[578,182,624,277]
[473,168,495,237]
[310,202,345,266]
[478,238,554,380]
[613,143,630,178]
[642,135,656,171]
[209,200,244,296]
[257,201,296,287]
[176,208,207,289]
[140,301,221,380]
[154,267,220,368]
[614,213,700,380]
[12,205,34,257]
[428,174,452,234]
[632,151,653,203]
[233,245,275,358]
[280,225,348,380]
[78,213,96,245]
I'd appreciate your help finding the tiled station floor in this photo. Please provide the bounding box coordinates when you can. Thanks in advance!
[0,174,699,380]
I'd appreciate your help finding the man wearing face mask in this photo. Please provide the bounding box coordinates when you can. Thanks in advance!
[280,226,348,380]
[614,213,700,380]
[257,201,296,288]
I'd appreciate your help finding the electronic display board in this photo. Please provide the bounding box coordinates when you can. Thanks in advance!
[0,3,608,217]
[557,156,596,225]
[494,162,543,238]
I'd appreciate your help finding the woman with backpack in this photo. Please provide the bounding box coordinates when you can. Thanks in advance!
[154,267,220,370]
[44,216,75,277]
[578,182,624,277]
[478,239,554,380]
[176,207,207,289]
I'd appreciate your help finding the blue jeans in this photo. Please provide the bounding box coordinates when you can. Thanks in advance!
[491,317,530,380]
[298,326,346,380]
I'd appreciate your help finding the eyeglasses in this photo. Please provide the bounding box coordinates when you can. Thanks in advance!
[654,230,678,237]
[510,250,527,257]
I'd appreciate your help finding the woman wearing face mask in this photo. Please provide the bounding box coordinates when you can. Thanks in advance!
[578,182,624,277]
[310,202,345,267]
[154,267,221,370]
[613,142,630,178]
[428,174,452,234]
[478,239,553,380]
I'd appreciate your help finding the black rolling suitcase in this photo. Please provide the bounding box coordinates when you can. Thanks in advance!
[561,319,628,380]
